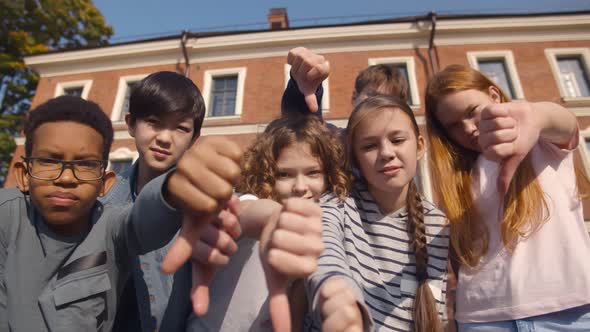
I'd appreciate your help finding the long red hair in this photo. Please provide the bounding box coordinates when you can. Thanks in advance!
[425,64,549,267]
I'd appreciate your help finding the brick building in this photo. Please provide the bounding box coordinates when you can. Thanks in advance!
[7,9,590,218]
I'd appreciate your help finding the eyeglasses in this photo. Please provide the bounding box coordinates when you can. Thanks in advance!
[21,157,106,181]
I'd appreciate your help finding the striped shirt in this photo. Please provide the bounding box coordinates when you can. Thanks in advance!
[306,181,449,331]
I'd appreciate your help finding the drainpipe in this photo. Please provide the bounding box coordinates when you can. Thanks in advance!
[427,11,439,74]
[181,30,191,77]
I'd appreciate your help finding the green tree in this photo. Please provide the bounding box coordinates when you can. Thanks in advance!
[0,0,113,185]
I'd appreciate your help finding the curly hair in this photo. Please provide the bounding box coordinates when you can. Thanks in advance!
[238,115,349,201]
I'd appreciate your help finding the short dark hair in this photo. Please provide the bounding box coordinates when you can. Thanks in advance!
[128,71,205,136]
[24,95,114,161]
[354,64,409,103]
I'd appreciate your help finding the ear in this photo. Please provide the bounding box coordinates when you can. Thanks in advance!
[416,135,426,161]
[98,170,117,197]
[125,114,136,137]
[351,91,359,107]
[488,86,503,103]
[14,161,30,193]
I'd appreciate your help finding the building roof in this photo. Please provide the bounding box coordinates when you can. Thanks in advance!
[28,10,590,56]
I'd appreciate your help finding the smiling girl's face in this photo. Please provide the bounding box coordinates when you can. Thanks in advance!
[273,142,326,204]
[353,107,425,200]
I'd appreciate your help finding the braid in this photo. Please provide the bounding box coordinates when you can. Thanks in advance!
[406,180,443,332]
[407,180,428,282]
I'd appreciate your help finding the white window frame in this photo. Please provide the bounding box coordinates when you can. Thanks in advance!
[108,147,139,171]
[545,48,590,102]
[467,50,525,100]
[578,127,590,178]
[417,152,433,202]
[367,57,421,107]
[110,74,148,123]
[572,126,590,228]
[284,64,330,113]
[202,67,247,119]
[54,80,93,99]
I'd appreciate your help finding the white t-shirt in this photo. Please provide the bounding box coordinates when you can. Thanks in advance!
[456,138,590,322]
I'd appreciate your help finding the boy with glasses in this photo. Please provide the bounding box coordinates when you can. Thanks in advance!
[0,95,242,331]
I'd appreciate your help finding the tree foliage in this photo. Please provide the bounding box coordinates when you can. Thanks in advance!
[0,0,113,185]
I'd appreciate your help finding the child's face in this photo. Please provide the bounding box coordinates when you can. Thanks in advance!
[353,108,425,197]
[15,121,115,235]
[273,142,326,204]
[128,113,196,174]
[434,87,501,152]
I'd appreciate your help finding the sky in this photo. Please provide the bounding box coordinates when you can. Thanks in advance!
[93,0,590,43]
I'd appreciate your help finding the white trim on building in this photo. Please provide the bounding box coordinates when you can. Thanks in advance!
[368,56,421,107]
[54,79,93,99]
[110,74,149,123]
[24,14,590,77]
[579,127,590,178]
[466,50,525,100]
[202,67,247,119]
[545,47,590,102]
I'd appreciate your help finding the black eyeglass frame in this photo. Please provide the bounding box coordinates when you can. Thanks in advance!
[21,156,107,181]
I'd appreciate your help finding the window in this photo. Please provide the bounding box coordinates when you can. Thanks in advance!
[108,148,139,175]
[368,57,420,106]
[63,87,83,97]
[111,74,147,122]
[467,51,524,100]
[202,68,247,118]
[210,76,238,117]
[579,129,590,177]
[284,64,330,112]
[54,80,93,99]
[545,48,590,101]
[557,57,590,98]
[120,81,139,119]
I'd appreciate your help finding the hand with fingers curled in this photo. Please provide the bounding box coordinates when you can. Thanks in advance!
[288,47,330,113]
[259,198,324,332]
[186,196,242,316]
[477,101,539,194]
[158,135,243,314]
[319,277,364,332]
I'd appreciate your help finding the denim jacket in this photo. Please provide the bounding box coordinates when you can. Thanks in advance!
[100,163,191,332]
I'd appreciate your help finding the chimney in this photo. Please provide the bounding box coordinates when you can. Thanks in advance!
[268,8,289,30]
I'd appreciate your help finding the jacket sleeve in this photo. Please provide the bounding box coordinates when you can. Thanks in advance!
[0,190,23,330]
[0,212,7,330]
[112,171,182,257]
[281,75,324,121]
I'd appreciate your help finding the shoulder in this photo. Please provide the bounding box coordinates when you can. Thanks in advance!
[0,188,26,207]
[319,191,341,206]
[422,199,448,226]
[99,174,132,207]
[0,189,28,246]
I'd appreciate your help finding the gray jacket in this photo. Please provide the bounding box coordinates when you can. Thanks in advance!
[0,172,182,332]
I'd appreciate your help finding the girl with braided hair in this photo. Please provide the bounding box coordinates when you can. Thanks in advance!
[306,95,449,331]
